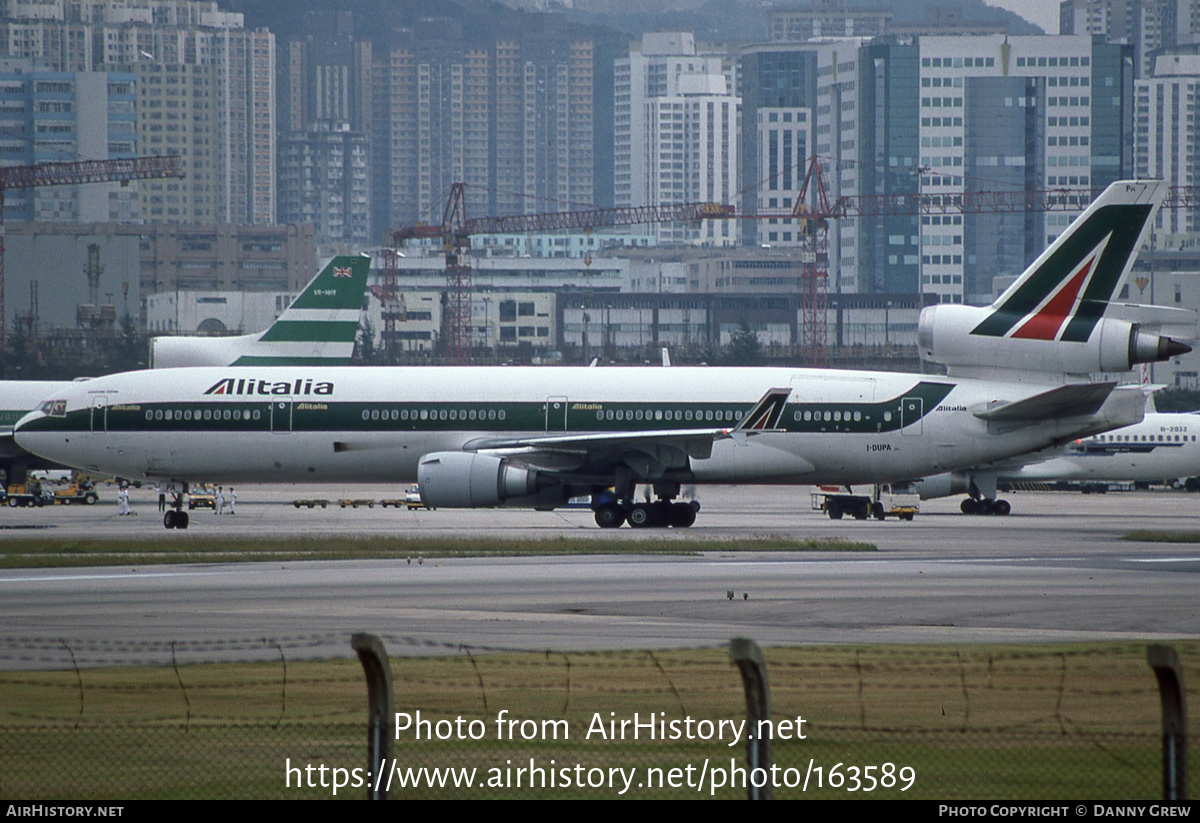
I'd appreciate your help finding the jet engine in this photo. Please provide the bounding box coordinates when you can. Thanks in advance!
[417,452,559,508]
[912,472,972,501]
[918,304,1190,375]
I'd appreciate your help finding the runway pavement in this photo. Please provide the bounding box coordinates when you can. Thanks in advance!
[1,485,1198,662]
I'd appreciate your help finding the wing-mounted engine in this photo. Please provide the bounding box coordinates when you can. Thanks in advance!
[417,452,565,508]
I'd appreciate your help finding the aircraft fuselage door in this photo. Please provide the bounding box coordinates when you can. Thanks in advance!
[271,397,293,433]
[545,397,568,431]
[901,396,923,436]
[90,395,107,433]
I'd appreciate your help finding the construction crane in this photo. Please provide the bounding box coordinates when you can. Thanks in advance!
[391,182,734,364]
[794,157,834,368]
[0,155,185,346]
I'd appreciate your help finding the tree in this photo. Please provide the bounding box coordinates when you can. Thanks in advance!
[723,321,764,366]
[355,317,379,364]
[1154,388,1200,413]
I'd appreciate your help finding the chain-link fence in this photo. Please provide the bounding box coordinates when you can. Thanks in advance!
[1,635,1195,799]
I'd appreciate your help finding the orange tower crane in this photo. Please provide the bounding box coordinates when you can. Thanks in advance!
[392,183,733,364]
[0,155,185,346]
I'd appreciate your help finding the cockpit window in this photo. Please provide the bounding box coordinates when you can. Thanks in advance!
[39,400,68,417]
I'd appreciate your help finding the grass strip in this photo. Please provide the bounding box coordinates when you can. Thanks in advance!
[1121,530,1200,543]
[1,641,1195,800]
[0,534,875,569]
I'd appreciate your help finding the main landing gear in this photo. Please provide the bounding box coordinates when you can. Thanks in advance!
[960,497,1010,516]
[592,481,699,529]
[164,482,191,529]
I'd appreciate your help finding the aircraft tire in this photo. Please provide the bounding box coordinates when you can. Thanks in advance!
[670,502,696,528]
[164,511,177,529]
[628,503,655,528]
[992,499,1011,516]
[961,498,978,515]
[594,504,625,529]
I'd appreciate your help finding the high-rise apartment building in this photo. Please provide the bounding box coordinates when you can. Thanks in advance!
[277,13,372,247]
[615,32,738,246]
[0,0,276,225]
[371,19,595,237]
[1059,0,1200,77]
[278,122,370,252]
[1135,52,1200,235]
[815,35,1132,303]
[736,45,818,248]
[767,1,891,41]
[0,60,137,221]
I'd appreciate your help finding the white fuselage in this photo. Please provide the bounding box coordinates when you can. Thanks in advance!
[1004,412,1200,483]
[13,365,1144,491]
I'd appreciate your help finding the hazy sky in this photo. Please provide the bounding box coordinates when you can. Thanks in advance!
[984,0,1059,34]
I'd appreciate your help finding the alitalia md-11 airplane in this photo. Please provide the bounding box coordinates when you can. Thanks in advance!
[13,181,1193,529]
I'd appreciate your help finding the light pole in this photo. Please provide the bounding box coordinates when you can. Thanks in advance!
[582,310,591,363]
[913,164,931,304]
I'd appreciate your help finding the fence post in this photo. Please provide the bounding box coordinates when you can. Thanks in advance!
[1147,644,1188,800]
[730,637,772,800]
[353,633,394,800]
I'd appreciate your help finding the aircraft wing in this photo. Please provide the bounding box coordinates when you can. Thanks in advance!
[974,382,1116,424]
[468,427,728,462]
[464,387,792,470]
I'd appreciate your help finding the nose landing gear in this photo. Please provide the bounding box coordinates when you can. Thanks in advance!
[164,482,191,529]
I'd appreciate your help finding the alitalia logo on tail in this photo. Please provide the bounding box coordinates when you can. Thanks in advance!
[1008,237,1109,342]
[970,201,1155,343]
[205,377,334,396]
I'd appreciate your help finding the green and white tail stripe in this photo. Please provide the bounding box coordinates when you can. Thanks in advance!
[151,253,372,369]
[239,254,370,360]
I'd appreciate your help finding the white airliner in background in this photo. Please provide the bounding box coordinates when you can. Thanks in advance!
[13,181,1193,529]
[916,409,1200,514]
[0,254,370,483]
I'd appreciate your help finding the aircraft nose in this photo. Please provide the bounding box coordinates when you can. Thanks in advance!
[12,409,49,448]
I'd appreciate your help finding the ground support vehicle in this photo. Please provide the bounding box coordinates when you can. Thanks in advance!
[405,485,431,510]
[811,483,919,521]
[52,483,99,505]
[188,485,217,510]
[3,482,54,507]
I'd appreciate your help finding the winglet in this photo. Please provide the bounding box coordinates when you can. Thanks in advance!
[734,387,791,432]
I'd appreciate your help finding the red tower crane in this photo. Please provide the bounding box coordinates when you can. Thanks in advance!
[391,183,734,364]
[0,155,185,346]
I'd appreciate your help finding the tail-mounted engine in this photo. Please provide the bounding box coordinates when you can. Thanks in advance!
[918,304,1191,376]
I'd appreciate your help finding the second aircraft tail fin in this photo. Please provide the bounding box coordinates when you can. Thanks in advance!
[151,253,372,368]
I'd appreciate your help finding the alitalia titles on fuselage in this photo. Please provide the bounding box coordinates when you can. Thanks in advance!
[204,377,334,397]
